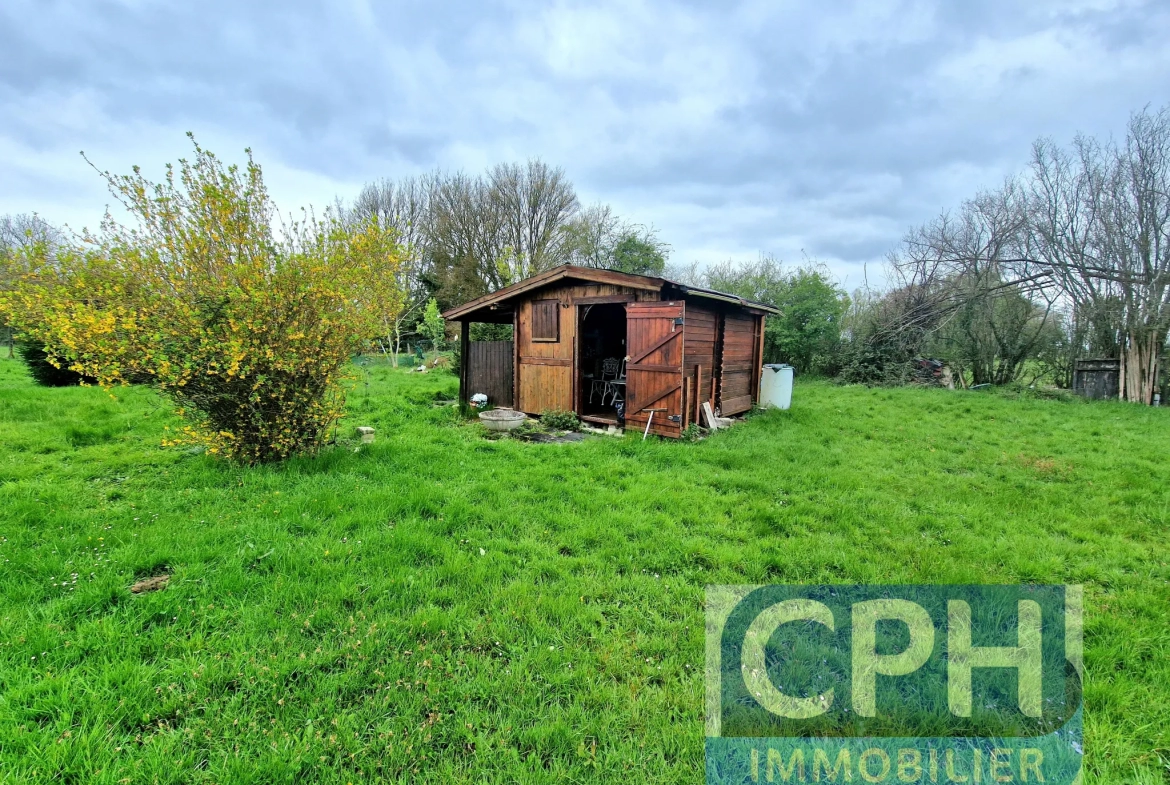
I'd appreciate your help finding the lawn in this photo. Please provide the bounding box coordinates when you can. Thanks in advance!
[0,355,1166,784]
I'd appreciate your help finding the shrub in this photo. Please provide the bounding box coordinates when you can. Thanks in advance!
[540,409,579,431]
[0,137,405,463]
[421,298,445,353]
[836,336,912,386]
[703,258,848,375]
[470,323,513,341]
[16,341,95,387]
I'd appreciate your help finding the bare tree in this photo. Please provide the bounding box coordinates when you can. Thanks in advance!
[1027,106,1170,403]
[355,160,677,321]
[487,160,579,284]
[426,171,510,297]
[351,176,432,255]
[883,105,1170,402]
[894,183,1060,385]
[348,177,434,364]
[564,203,622,268]
[663,259,704,286]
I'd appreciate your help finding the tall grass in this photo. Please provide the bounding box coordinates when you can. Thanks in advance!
[0,356,1166,783]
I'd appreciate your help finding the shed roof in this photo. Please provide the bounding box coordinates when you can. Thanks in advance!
[441,264,779,321]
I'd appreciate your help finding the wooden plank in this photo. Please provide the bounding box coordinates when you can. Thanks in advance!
[629,330,682,364]
[687,367,697,425]
[512,309,520,408]
[459,320,470,406]
[580,414,619,426]
[573,294,635,305]
[752,315,765,404]
[702,401,721,429]
[530,299,559,342]
[571,308,579,413]
[519,356,571,367]
[628,362,684,373]
[627,302,682,318]
[627,382,681,415]
[721,394,753,416]
[519,363,571,414]
[713,312,724,410]
[722,377,752,397]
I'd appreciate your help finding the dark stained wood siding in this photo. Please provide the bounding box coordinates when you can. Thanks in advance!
[455,274,768,429]
[681,302,719,426]
[719,312,761,416]
[466,341,513,407]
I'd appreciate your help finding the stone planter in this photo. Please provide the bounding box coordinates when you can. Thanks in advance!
[478,409,527,432]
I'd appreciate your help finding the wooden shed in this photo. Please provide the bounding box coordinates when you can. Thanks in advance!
[442,265,778,438]
[1072,358,1120,400]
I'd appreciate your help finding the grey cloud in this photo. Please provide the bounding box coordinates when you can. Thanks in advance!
[1,0,1168,284]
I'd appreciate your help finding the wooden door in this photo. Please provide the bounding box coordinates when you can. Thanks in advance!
[718,313,760,416]
[625,301,685,438]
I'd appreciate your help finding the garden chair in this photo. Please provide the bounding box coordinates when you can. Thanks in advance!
[590,357,621,404]
[603,357,627,407]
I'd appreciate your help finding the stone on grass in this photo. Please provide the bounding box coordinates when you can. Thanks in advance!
[130,575,169,594]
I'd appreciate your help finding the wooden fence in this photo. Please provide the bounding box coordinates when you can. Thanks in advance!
[467,341,513,407]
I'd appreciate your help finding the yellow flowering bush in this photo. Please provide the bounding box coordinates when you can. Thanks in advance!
[0,137,404,463]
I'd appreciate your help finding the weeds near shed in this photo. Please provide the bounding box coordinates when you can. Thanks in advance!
[539,409,580,431]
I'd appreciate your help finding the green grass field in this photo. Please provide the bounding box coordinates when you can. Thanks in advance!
[0,355,1166,784]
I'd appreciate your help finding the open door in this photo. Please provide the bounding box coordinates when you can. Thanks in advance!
[625,301,685,438]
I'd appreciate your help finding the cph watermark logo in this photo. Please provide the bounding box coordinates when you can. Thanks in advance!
[706,585,1082,784]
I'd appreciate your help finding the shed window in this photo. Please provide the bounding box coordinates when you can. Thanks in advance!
[531,299,560,342]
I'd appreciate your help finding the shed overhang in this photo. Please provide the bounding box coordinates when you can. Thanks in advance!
[441,264,780,321]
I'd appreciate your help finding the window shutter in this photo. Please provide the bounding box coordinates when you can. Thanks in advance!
[531,299,560,342]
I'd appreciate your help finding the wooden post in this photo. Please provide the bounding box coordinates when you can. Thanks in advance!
[753,315,766,405]
[694,365,702,424]
[459,320,470,407]
[512,309,520,409]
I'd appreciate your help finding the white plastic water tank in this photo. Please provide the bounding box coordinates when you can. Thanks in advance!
[760,364,793,410]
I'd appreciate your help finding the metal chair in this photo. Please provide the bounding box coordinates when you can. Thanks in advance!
[603,358,627,406]
[589,357,620,404]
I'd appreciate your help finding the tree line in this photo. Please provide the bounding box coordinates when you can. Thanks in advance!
[5,103,1162,468]
[843,104,1170,403]
[341,161,670,360]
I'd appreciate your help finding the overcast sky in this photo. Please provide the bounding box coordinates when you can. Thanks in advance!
[3,0,1169,289]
